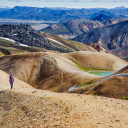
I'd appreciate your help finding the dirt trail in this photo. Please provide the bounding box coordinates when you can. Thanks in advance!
[0,87,128,128]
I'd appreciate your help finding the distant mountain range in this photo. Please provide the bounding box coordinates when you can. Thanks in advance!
[0,6,102,22]
[41,19,104,39]
[0,6,128,22]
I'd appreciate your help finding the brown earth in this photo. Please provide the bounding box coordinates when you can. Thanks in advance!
[0,51,127,93]
[86,75,128,99]
[0,85,128,128]
[0,64,128,127]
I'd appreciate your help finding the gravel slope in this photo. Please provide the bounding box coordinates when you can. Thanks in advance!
[0,86,128,128]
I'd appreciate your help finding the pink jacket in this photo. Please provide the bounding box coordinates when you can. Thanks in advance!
[9,78,14,83]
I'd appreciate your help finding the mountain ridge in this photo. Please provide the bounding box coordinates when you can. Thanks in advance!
[73,20,128,58]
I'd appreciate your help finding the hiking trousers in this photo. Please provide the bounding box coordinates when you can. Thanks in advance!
[10,83,13,89]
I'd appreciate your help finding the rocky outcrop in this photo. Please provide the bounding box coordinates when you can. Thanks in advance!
[41,19,104,39]
[0,24,73,53]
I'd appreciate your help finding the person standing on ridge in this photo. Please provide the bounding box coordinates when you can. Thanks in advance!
[9,74,14,89]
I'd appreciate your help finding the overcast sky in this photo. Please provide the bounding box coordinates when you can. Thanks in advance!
[1,0,128,8]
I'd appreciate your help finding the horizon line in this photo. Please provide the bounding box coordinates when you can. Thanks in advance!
[2,5,127,9]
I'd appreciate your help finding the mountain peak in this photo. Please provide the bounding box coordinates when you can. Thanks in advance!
[91,14,112,21]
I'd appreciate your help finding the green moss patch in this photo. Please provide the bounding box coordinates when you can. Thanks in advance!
[0,52,4,56]
[122,95,128,100]
[70,58,109,72]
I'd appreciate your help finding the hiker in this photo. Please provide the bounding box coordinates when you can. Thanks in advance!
[9,74,14,89]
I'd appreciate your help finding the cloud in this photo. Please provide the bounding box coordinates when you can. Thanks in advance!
[6,0,128,2]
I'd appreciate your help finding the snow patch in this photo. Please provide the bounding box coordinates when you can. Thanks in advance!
[15,42,29,47]
[18,43,29,47]
[38,10,42,12]
[68,85,78,91]
[0,37,15,42]
[48,38,65,46]
[0,37,29,47]
[12,34,17,36]
[48,37,75,51]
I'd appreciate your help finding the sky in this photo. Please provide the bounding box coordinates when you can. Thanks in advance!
[0,0,128,9]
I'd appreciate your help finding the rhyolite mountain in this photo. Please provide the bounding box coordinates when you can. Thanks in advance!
[101,17,128,26]
[41,19,104,39]
[0,6,128,22]
[73,20,128,58]
[0,24,73,52]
